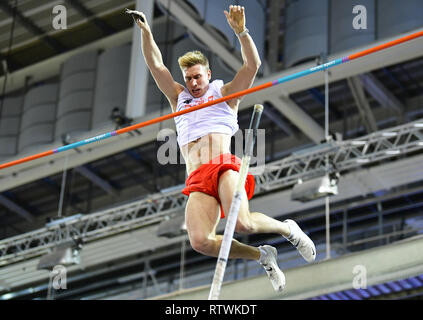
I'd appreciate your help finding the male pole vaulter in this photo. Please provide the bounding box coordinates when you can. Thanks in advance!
[127,5,316,292]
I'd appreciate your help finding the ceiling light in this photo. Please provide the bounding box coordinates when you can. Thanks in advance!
[291,175,339,202]
[37,239,83,270]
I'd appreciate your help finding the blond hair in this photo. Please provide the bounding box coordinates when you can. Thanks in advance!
[178,50,209,71]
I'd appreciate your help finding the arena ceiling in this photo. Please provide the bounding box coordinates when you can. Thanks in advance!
[0,0,141,75]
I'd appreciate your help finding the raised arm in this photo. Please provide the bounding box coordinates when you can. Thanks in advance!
[221,5,262,109]
[130,10,184,111]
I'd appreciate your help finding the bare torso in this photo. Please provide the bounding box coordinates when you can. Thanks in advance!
[180,132,232,175]
[172,81,239,175]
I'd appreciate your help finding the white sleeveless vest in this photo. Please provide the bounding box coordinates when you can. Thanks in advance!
[174,80,239,147]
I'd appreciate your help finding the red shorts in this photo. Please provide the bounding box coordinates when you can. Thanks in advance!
[182,153,255,218]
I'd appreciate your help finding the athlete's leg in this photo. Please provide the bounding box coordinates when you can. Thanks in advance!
[185,191,260,260]
[217,170,288,291]
[218,170,290,236]
[218,169,316,263]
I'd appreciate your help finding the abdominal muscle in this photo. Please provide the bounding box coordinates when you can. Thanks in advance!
[180,132,232,175]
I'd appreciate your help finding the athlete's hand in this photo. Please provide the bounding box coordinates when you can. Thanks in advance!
[125,9,150,32]
[224,5,246,35]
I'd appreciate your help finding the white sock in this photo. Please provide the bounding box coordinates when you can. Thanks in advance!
[283,220,293,239]
[258,246,268,264]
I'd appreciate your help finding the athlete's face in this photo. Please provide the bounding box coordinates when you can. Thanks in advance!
[182,64,211,98]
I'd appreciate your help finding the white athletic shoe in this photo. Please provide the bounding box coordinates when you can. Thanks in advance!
[258,245,286,292]
[284,219,316,263]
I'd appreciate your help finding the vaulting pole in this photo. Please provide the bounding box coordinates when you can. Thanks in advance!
[208,104,263,300]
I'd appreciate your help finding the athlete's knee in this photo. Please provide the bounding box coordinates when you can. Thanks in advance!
[189,234,216,256]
